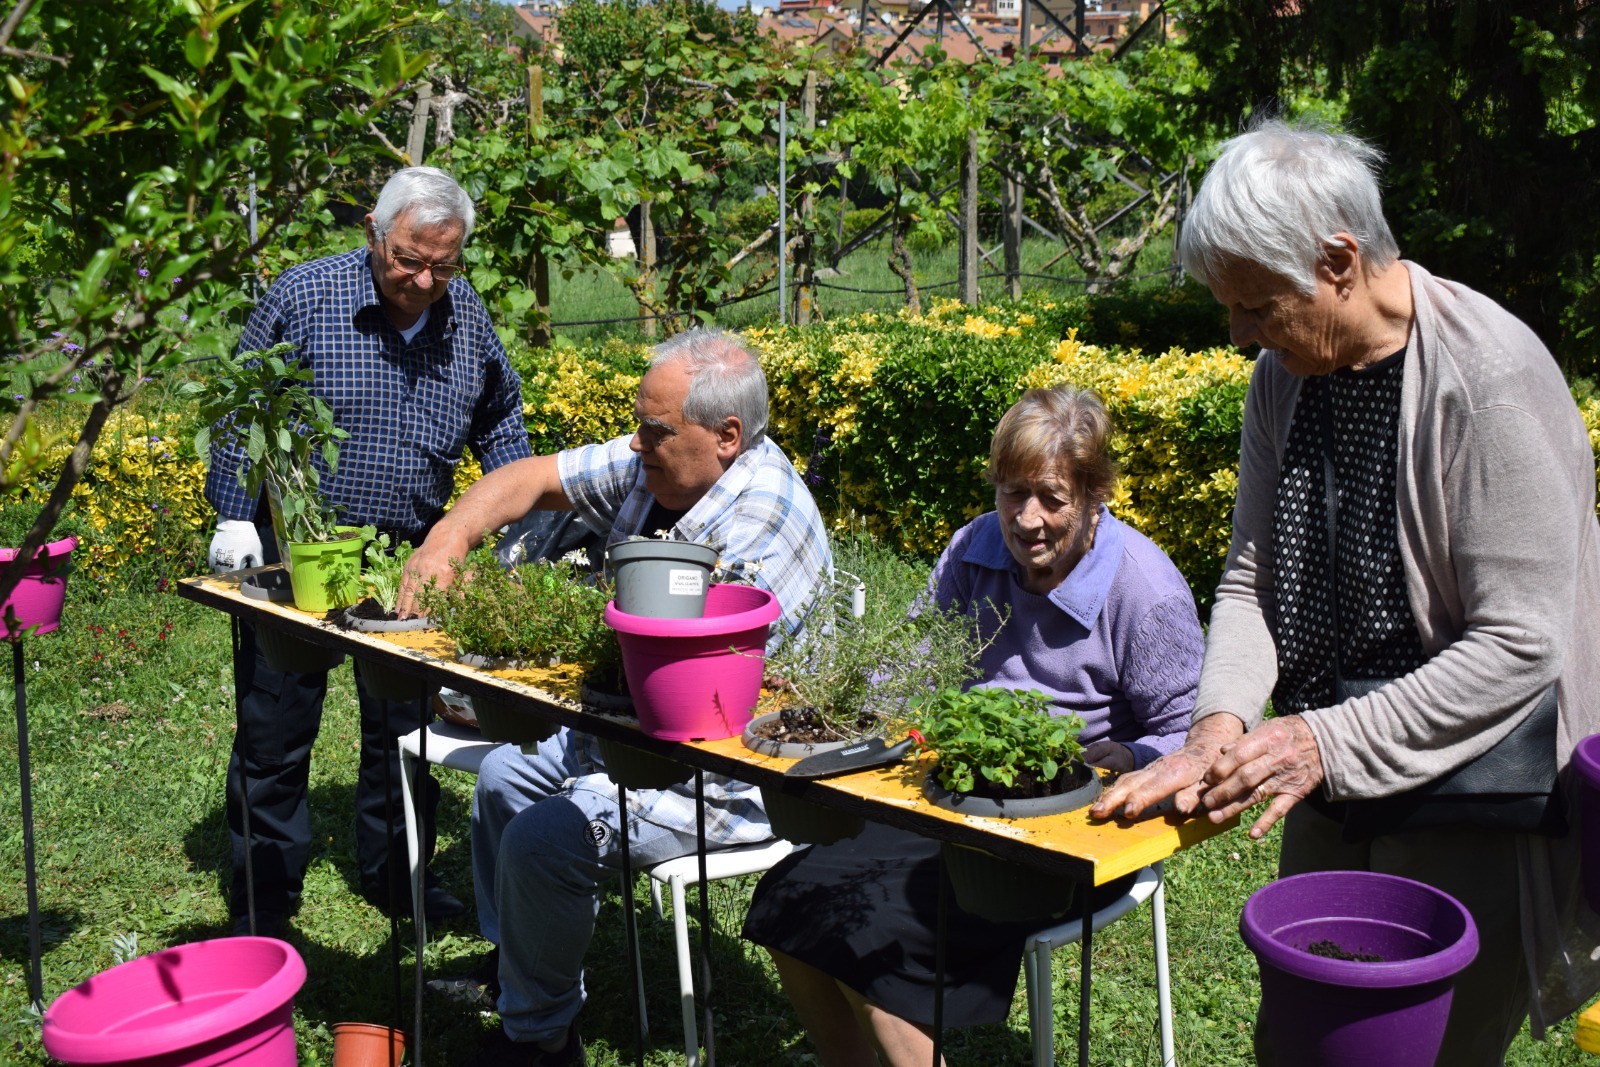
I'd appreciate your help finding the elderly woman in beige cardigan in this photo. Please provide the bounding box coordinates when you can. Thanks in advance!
[1093,119,1600,1065]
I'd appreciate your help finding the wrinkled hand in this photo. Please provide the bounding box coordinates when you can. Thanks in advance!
[395,532,467,618]
[1089,714,1244,823]
[1197,714,1324,840]
[1082,739,1134,774]
[209,520,263,573]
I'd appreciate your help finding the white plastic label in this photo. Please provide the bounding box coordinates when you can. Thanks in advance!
[668,569,705,596]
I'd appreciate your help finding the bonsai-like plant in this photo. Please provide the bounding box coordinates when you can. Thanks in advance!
[420,545,616,674]
[909,685,1086,798]
[757,576,1001,744]
[187,342,353,546]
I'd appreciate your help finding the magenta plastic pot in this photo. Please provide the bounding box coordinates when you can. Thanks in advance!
[1241,870,1478,1067]
[0,535,77,639]
[42,936,306,1067]
[1574,733,1600,913]
[604,583,778,741]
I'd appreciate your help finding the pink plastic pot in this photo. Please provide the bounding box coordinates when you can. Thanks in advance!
[604,583,779,741]
[1574,733,1600,913]
[0,535,77,638]
[42,936,306,1067]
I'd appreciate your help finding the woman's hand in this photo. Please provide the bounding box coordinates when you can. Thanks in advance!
[1199,714,1324,839]
[1089,714,1244,821]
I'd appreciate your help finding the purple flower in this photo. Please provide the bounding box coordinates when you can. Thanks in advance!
[63,342,80,352]
[13,394,22,401]
[50,331,64,338]
[172,277,182,284]
[180,314,189,323]
[66,388,75,394]
[138,268,149,278]
[70,375,79,383]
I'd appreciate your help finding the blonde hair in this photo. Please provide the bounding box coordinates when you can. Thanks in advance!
[987,387,1116,506]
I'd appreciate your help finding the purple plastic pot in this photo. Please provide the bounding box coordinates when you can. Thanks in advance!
[604,583,778,741]
[1574,734,1600,914]
[1241,870,1478,1067]
[42,936,306,1066]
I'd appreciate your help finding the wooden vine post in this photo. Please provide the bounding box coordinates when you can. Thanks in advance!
[958,126,980,306]
[794,72,817,325]
[527,65,552,349]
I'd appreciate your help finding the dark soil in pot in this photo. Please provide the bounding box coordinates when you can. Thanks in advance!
[326,597,396,627]
[956,761,1096,804]
[748,706,873,747]
[1306,940,1384,963]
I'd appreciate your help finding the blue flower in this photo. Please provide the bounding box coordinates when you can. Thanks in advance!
[138,268,149,278]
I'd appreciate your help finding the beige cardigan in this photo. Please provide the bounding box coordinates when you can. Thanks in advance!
[1195,261,1600,1032]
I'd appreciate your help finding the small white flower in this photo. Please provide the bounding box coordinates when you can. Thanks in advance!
[560,548,591,566]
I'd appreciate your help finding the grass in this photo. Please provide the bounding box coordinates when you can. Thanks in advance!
[0,539,1591,1065]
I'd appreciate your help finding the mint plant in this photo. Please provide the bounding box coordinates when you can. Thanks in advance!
[909,686,1085,795]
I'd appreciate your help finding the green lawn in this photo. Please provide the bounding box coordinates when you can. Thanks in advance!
[0,536,1590,1065]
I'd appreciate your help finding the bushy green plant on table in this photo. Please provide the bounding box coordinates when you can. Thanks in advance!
[419,546,615,673]
[910,685,1085,794]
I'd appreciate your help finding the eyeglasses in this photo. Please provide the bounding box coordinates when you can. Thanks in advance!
[635,420,679,449]
[382,238,461,281]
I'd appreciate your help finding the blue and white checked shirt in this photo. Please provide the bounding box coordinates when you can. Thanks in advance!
[558,433,834,844]
[204,247,531,542]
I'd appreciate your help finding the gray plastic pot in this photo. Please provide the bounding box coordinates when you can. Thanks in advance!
[242,574,346,673]
[594,735,692,790]
[605,539,718,619]
[743,713,866,844]
[925,768,1103,923]
[348,613,437,703]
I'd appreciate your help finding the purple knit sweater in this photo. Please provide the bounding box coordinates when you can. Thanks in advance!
[929,507,1201,769]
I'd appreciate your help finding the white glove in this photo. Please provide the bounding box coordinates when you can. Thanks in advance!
[209,520,264,573]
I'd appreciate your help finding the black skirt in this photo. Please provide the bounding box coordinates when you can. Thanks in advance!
[741,821,1136,1027]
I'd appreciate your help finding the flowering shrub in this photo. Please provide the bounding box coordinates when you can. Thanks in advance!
[513,339,647,453]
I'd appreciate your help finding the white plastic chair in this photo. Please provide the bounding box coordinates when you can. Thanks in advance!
[1022,861,1174,1067]
[642,838,795,1067]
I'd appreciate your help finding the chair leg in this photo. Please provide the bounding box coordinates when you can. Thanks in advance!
[1152,862,1175,1067]
[652,875,664,920]
[671,874,700,1067]
[1025,936,1055,1066]
[398,742,425,953]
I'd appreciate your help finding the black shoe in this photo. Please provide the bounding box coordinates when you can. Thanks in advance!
[464,1023,585,1067]
[230,911,285,938]
[426,947,500,1011]
[360,871,467,923]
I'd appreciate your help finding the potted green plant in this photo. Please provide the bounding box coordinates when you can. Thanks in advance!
[419,546,614,745]
[187,342,370,613]
[908,685,1096,921]
[744,578,998,845]
[329,534,438,703]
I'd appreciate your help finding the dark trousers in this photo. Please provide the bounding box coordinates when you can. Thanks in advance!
[226,527,440,919]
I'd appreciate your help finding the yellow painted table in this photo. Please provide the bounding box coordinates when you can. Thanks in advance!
[180,567,1237,1065]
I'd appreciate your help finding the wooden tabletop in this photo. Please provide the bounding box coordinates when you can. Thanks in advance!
[179,567,1237,885]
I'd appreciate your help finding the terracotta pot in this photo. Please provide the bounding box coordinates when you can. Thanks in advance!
[330,1021,406,1067]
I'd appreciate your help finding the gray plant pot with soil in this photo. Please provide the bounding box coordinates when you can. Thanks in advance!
[743,712,866,844]
[242,573,346,672]
[344,608,437,702]
[924,767,1103,923]
[456,651,560,745]
[595,735,692,790]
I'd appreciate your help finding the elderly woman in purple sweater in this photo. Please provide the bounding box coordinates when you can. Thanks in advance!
[741,386,1202,1067]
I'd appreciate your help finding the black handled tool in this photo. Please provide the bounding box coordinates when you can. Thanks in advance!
[784,730,925,779]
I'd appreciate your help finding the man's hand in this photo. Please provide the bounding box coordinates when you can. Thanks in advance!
[1089,714,1245,822]
[209,520,264,573]
[395,529,470,618]
[1198,714,1323,840]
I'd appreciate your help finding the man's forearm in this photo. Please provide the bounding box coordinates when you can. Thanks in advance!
[432,453,567,550]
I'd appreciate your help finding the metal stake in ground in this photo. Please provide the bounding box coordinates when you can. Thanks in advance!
[14,639,43,1012]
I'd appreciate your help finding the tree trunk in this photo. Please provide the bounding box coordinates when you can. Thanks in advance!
[889,213,920,316]
[958,128,980,306]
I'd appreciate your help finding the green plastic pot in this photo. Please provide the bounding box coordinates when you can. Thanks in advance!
[285,527,365,612]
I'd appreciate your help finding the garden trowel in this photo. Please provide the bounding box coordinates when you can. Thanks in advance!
[784,730,924,779]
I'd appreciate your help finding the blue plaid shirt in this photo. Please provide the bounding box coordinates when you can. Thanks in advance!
[558,433,834,844]
[204,247,531,542]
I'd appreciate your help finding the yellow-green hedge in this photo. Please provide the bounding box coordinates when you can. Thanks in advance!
[21,297,1600,606]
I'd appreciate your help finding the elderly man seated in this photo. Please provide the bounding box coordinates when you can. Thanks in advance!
[399,327,832,1067]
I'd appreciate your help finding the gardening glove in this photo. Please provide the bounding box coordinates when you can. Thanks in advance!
[209,520,264,573]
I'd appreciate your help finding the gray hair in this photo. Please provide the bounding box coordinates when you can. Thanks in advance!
[370,166,476,244]
[651,327,769,451]
[1178,119,1400,295]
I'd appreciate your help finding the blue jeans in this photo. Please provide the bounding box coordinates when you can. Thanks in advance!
[473,730,700,1043]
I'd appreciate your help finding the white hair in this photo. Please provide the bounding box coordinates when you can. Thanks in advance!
[370,166,475,244]
[1179,119,1400,294]
[650,327,769,451]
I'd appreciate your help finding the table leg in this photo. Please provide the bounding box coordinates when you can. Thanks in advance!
[1078,894,1093,1067]
[378,693,402,1050]
[13,640,43,1013]
[694,770,715,1067]
[617,783,646,1067]
[932,847,946,1067]
[412,682,429,1067]
[231,618,260,937]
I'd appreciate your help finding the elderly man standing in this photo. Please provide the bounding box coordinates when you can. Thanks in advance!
[398,327,832,1067]
[205,166,532,937]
